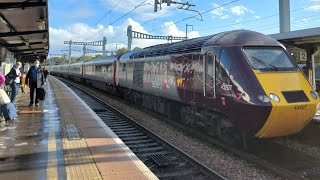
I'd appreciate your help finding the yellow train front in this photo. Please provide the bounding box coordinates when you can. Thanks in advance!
[252,64,319,138]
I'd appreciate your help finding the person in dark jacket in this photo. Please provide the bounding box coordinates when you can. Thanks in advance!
[43,66,49,80]
[26,60,45,107]
[7,61,22,103]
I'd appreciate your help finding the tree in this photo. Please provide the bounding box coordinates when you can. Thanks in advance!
[133,47,142,50]
[116,47,127,56]
[85,56,94,61]
[53,57,65,65]
[95,54,103,58]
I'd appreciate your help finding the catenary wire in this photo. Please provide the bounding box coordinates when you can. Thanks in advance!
[86,0,147,41]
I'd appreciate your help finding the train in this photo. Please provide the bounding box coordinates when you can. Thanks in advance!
[48,30,320,145]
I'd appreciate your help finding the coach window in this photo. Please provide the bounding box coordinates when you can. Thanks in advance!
[205,52,215,98]
[122,63,127,81]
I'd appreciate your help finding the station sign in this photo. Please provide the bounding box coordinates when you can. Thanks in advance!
[300,51,307,61]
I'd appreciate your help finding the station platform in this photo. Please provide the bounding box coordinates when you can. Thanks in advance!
[0,76,157,180]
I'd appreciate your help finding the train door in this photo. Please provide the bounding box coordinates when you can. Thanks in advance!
[113,60,118,85]
[204,52,215,98]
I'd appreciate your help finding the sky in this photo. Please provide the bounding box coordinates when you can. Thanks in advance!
[48,0,320,57]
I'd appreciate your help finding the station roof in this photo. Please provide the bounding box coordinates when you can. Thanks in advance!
[269,27,320,49]
[0,0,49,63]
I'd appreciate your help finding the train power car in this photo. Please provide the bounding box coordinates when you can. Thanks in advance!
[49,30,320,144]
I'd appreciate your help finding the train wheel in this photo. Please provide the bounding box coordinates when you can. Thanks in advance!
[207,114,220,136]
[180,106,194,126]
[217,118,241,147]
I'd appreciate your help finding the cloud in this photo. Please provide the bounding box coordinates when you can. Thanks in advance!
[235,18,243,23]
[308,5,320,10]
[221,15,229,19]
[49,18,201,56]
[162,22,200,38]
[211,3,226,17]
[253,15,260,19]
[230,5,253,15]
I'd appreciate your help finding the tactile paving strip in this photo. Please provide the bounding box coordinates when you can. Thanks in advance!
[51,79,102,180]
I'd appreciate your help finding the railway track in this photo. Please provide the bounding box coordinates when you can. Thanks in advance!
[58,77,320,180]
[60,79,226,180]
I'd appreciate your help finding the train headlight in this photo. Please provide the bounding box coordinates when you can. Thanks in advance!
[258,95,270,103]
[269,93,280,102]
[310,91,318,100]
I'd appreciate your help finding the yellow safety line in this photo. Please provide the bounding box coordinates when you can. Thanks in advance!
[46,82,59,179]
[17,110,44,114]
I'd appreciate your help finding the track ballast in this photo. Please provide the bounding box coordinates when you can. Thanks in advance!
[61,79,226,180]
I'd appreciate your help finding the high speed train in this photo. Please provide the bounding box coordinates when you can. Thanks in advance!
[49,30,320,144]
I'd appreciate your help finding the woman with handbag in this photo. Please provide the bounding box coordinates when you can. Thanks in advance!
[0,71,17,123]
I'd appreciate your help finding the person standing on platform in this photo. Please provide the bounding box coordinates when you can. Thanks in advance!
[26,60,45,107]
[20,71,27,93]
[7,62,22,103]
[43,66,48,80]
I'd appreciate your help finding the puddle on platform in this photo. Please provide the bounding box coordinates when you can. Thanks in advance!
[14,142,28,146]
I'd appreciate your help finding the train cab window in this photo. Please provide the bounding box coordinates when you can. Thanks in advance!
[205,53,215,98]
[219,49,231,77]
[243,47,297,72]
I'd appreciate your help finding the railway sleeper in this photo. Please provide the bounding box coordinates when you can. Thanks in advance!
[124,139,154,145]
[112,130,140,135]
[117,132,145,137]
[128,142,159,148]
[133,146,166,152]
[111,127,137,132]
[120,135,149,141]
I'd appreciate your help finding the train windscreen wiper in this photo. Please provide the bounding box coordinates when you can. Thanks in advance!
[251,56,278,71]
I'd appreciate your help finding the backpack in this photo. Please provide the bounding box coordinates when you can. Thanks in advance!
[5,69,14,86]
[5,74,13,85]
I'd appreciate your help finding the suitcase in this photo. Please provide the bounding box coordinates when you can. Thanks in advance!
[1,103,17,120]
[37,88,46,100]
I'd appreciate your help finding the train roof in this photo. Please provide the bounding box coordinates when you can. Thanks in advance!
[70,60,86,66]
[120,30,283,60]
[59,64,70,67]
[120,35,215,60]
[84,56,117,65]
[203,30,282,47]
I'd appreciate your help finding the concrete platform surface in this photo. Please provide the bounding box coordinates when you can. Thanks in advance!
[0,76,157,180]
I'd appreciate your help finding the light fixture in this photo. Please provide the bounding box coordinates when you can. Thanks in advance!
[0,16,8,25]
[269,93,280,102]
[42,38,48,43]
[310,91,318,100]
[37,19,45,30]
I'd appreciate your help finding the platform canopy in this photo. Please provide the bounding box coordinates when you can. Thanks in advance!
[269,27,320,49]
[0,0,49,63]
